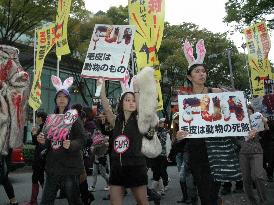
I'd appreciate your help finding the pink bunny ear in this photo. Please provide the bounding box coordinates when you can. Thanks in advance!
[63,77,74,90]
[196,39,206,64]
[51,75,62,91]
[183,39,195,67]
[123,70,130,88]
[120,71,134,95]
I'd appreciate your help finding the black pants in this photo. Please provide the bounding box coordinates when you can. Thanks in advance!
[40,173,82,205]
[0,157,15,199]
[189,140,220,205]
[262,142,274,178]
[151,155,169,186]
[223,180,243,190]
[32,164,45,185]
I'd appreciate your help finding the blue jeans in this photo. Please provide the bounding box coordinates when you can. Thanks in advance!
[40,173,82,205]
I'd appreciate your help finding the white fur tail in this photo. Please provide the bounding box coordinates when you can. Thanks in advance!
[136,67,159,134]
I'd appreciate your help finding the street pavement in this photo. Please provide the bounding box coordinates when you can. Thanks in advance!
[1,165,273,205]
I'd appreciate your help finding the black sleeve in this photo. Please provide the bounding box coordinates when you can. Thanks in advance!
[31,124,44,146]
[168,140,186,160]
[68,119,87,152]
[168,144,177,161]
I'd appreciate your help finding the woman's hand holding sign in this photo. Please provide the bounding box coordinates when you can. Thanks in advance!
[63,140,71,149]
[246,128,257,141]
[176,130,189,140]
[37,133,45,144]
[96,78,105,97]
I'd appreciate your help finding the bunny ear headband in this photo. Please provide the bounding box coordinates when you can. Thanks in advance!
[51,75,73,92]
[120,70,134,96]
[182,39,206,69]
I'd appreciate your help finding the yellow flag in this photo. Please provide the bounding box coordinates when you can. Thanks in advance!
[244,22,272,96]
[129,0,165,110]
[28,23,56,110]
[55,0,72,58]
[129,0,165,70]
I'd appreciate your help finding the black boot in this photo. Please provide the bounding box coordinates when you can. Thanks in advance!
[56,189,66,199]
[80,180,95,205]
[177,181,188,203]
[147,187,161,201]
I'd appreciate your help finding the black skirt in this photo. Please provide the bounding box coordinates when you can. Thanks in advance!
[109,164,148,188]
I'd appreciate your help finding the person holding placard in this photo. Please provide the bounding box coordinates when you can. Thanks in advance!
[37,76,86,205]
[98,67,158,205]
[239,105,268,205]
[176,39,249,205]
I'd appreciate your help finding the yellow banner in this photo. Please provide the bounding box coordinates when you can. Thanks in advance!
[129,0,165,70]
[156,80,163,110]
[129,0,165,110]
[55,0,72,58]
[28,24,56,110]
[244,22,272,96]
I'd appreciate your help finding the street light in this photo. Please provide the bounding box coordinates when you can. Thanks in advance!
[226,48,235,89]
[241,42,253,96]
[208,49,235,89]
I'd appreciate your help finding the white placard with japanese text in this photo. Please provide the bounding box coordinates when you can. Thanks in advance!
[178,91,250,138]
[81,24,136,80]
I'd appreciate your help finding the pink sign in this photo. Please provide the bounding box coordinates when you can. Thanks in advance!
[42,109,78,150]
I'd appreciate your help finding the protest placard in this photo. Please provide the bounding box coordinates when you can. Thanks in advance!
[42,109,78,150]
[178,91,250,138]
[81,24,136,81]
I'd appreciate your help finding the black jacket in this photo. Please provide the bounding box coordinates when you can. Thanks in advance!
[45,119,86,175]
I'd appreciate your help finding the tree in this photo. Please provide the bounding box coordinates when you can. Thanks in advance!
[0,0,89,44]
[224,0,274,29]
[0,0,52,44]
[159,22,248,90]
[105,6,129,25]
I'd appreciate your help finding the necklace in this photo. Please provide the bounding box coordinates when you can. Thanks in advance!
[122,120,128,134]
[192,86,206,94]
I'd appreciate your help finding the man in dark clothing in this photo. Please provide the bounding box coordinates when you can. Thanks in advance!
[151,118,169,194]
[25,111,47,205]
[260,120,274,182]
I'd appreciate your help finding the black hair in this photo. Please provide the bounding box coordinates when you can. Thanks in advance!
[116,92,137,122]
[71,104,86,120]
[187,63,206,75]
[247,105,255,114]
[83,107,94,121]
[36,111,47,123]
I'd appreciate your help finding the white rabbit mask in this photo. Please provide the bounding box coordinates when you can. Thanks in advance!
[51,75,73,93]
[182,39,206,69]
[120,70,134,96]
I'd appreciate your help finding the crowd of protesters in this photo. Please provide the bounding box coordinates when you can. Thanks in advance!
[1,41,274,205]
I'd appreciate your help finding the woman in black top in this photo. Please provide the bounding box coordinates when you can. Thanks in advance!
[37,84,86,205]
[177,53,256,205]
[176,63,223,205]
[99,79,149,205]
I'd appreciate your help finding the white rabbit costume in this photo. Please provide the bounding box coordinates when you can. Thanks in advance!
[0,45,30,155]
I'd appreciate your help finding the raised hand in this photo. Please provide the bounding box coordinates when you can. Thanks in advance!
[37,133,45,144]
